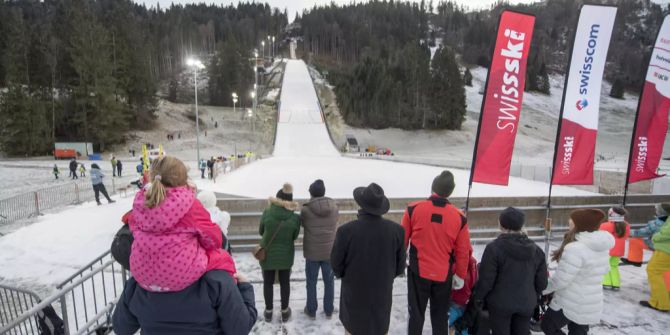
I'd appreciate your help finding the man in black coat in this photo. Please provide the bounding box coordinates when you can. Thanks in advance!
[331,183,406,335]
[69,159,78,179]
[473,207,548,335]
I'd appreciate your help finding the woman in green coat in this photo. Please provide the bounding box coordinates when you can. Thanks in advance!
[259,183,300,323]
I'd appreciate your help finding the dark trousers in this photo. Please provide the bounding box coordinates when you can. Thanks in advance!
[117,168,122,177]
[488,310,531,335]
[70,170,78,179]
[541,308,589,335]
[263,270,291,311]
[407,268,451,335]
[93,184,112,203]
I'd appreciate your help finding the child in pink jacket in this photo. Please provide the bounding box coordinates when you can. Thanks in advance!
[129,156,236,292]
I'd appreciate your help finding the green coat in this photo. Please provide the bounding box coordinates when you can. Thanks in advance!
[259,198,301,270]
[652,219,670,254]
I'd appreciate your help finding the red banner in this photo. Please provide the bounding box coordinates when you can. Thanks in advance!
[627,15,670,184]
[472,11,535,185]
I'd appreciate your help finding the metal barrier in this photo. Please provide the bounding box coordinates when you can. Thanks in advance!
[0,251,127,335]
[0,176,138,225]
[0,285,42,334]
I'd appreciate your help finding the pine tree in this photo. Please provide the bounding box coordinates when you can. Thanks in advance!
[68,2,126,148]
[428,47,466,130]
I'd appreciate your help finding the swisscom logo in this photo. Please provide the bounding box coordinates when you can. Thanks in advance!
[575,99,589,111]
[575,24,602,111]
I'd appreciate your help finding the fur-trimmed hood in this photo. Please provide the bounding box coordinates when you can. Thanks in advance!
[269,197,299,211]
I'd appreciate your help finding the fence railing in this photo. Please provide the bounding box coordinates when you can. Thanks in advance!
[0,251,127,335]
[0,285,42,334]
[0,176,138,226]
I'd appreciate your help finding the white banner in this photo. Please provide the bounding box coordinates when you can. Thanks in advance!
[561,5,617,130]
[553,5,617,185]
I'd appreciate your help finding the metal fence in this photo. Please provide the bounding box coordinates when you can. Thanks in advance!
[0,176,138,226]
[0,251,127,335]
[0,285,42,334]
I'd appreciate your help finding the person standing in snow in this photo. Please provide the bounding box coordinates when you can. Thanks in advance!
[90,164,115,205]
[117,160,123,177]
[300,179,339,320]
[331,183,405,335]
[258,183,301,323]
[621,203,670,267]
[69,158,78,179]
[474,207,548,335]
[600,207,630,290]
[199,159,207,179]
[640,216,670,312]
[541,209,614,335]
[197,190,232,253]
[111,156,117,177]
[402,170,471,335]
[79,164,86,177]
[53,165,60,179]
[207,158,215,180]
[449,248,478,335]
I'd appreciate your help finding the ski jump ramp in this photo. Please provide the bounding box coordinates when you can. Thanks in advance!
[273,60,340,157]
[204,60,594,199]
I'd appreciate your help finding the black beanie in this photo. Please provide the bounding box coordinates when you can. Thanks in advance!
[309,179,326,198]
[499,207,525,231]
[432,170,456,197]
[276,183,293,201]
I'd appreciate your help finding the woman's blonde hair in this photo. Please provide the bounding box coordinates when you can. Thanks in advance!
[144,156,188,208]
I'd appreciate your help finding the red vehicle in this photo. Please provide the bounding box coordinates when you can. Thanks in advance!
[54,149,77,160]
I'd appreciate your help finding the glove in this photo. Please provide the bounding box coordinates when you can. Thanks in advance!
[452,274,465,290]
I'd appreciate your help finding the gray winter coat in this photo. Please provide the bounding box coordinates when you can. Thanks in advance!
[300,197,339,261]
[90,168,104,185]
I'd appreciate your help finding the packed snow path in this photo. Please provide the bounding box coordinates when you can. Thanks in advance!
[202,60,593,199]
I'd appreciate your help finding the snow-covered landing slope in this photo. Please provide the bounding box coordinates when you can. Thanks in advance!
[274,60,340,157]
[202,60,593,199]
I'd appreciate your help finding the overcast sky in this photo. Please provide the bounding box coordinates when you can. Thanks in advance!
[137,0,540,22]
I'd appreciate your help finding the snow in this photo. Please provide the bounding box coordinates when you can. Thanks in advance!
[274,61,340,158]
[0,196,132,286]
[199,59,594,199]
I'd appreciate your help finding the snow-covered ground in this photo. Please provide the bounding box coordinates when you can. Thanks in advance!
[199,59,593,199]
[0,199,667,334]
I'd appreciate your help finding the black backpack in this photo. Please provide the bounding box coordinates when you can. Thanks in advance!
[35,305,65,335]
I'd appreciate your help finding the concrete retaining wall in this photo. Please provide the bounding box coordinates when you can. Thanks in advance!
[218,194,670,249]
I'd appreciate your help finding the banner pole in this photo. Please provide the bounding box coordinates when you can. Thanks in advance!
[622,16,665,206]
[465,11,505,215]
[545,6,583,259]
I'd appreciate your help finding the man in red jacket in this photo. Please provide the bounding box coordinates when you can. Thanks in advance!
[402,170,471,335]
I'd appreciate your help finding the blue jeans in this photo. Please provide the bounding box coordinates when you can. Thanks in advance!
[448,304,468,335]
[305,260,334,315]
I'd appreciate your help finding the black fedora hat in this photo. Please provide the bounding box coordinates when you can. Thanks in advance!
[353,183,390,216]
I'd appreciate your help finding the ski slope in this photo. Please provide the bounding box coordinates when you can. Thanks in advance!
[274,61,340,157]
[201,60,594,199]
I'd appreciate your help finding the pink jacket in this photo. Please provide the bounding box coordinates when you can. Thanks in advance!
[129,186,234,292]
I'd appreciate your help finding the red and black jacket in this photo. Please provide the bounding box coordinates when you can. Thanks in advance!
[401,194,470,282]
